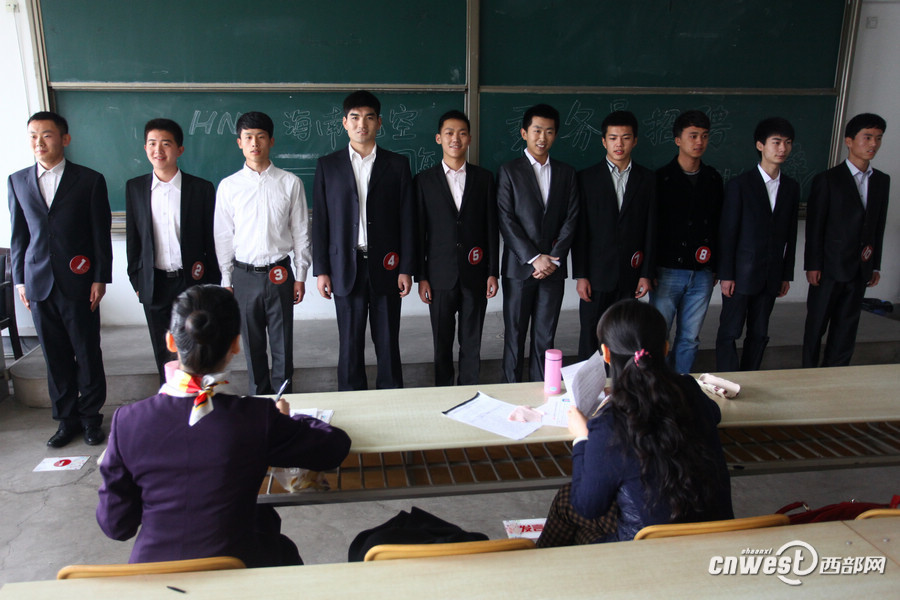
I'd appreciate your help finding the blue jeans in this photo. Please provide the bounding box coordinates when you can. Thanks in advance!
[650,267,715,374]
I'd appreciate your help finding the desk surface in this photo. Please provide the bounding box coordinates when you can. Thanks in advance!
[283,365,900,454]
[2,520,896,599]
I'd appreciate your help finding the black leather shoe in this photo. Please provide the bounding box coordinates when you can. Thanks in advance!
[84,425,106,446]
[47,426,78,448]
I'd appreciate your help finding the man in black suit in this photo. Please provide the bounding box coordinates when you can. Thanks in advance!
[312,91,415,391]
[716,117,799,372]
[415,110,498,386]
[803,113,889,367]
[572,110,655,361]
[8,111,112,447]
[126,119,220,383]
[497,104,579,383]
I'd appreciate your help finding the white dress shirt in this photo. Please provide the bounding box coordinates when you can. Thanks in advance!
[37,159,66,208]
[350,144,377,249]
[214,162,311,287]
[845,158,873,209]
[524,149,551,206]
[150,170,183,271]
[757,164,780,212]
[443,160,466,211]
[607,159,632,211]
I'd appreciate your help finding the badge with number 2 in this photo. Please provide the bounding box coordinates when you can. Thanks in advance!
[191,261,205,281]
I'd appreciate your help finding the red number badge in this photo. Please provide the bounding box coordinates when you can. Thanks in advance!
[861,245,874,262]
[191,261,205,281]
[69,255,90,274]
[630,251,643,269]
[468,247,483,265]
[383,252,399,271]
[269,266,288,284]
[695,246,711,264]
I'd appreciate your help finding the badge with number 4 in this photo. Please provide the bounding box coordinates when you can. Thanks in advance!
[383,252,399,271]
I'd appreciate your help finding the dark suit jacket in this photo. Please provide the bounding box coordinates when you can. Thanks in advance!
[9,161,112,301]
[125,171,220,303]
[312,146,415,296]
[414,162,498,290]
[718,168,799,296]
[572,161,656,293]
[804,162,890,283]
[496,156,579,281]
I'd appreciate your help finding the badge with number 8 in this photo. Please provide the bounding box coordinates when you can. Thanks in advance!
[695,246,711,264]
[269,266,288,284]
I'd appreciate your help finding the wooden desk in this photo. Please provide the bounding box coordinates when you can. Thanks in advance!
[708,364,900,427]
[259,365,900,503]
[2,520,896,599]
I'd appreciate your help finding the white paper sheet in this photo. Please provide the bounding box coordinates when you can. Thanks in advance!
[290,408,334,423]
[33,456,90,472]
[443,392,543,440]
[535,395,574,427]
[561,351,607,416]
[503,518,547,539]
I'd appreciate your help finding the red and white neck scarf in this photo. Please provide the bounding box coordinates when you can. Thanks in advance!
[160,366,229,427]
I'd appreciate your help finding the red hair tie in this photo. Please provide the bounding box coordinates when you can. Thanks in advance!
[634,349,651,364]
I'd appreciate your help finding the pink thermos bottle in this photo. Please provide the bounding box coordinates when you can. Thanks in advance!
[544,349,562,394]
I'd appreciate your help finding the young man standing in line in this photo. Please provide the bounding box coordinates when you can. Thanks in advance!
[803,113,889,367]
[312,91,415,391]
[214,111,310,395]
[126,118,220,383]
[572,110,655,361]
[716,117,799,371]
[497,103,579,383]
[415,110,498,386]
[650,110,723,373]
[9,111,112,447]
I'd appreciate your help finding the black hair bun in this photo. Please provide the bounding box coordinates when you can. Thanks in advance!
[185,310,216,344]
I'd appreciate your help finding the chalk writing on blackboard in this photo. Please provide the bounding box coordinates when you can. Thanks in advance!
[284,110,312,141]
[189,111,240,136]
[390,105,418,141]
[561,100,602,152]
[316,106,345,150]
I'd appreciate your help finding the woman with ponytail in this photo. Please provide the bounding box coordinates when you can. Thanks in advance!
[97,285,351,566]
[537,299,732,546]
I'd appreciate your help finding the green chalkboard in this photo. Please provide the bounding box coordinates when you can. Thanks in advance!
[478,93,836,198]
[480,0,845,89]
[55,91,463,211]
[41,0,467,85]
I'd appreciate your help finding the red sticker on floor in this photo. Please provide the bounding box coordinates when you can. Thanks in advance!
[861,245,874,262]
[269,266,288,284]
[53,459,71,467]
[468,247,483,265]
[69,255,90,274]
[695,246,711,264]
[191,261,205,280]
[383,252,399,271]
[630,251,643,269]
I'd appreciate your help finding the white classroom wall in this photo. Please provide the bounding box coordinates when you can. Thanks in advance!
[1,1,898,336]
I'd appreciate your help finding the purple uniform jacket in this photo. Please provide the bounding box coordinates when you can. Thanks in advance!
[97,392,351,564]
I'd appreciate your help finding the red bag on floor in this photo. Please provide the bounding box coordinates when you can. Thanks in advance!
[776,495,900,524]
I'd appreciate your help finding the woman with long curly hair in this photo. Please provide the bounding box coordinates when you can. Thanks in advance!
[537,299,733,546]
